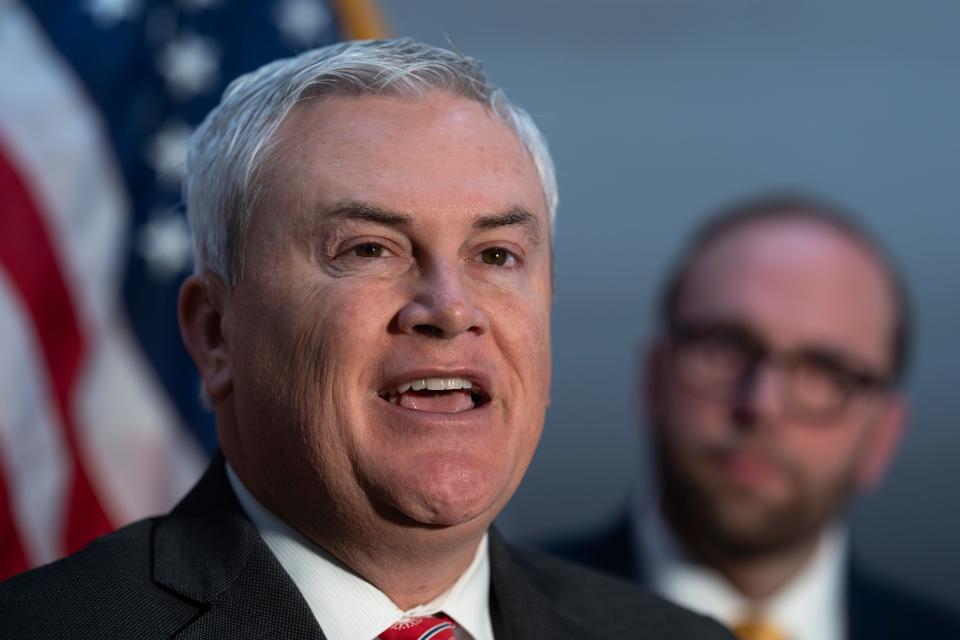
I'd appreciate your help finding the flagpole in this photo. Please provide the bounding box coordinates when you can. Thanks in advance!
[333,0,390,39]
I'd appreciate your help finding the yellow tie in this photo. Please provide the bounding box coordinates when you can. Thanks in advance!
[731,618,787,640]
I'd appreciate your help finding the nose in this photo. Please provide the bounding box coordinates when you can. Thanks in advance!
[731,361,783,429]
[395,259,488,340]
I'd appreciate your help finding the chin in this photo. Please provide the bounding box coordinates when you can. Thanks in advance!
[403,498,490,528]
[374,456,512,529]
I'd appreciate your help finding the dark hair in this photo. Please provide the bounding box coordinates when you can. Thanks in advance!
[659,192,912,384]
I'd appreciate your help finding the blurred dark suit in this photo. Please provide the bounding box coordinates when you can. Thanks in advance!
[549,514,960,639]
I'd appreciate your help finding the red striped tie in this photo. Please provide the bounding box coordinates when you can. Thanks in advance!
[378,614,457,640]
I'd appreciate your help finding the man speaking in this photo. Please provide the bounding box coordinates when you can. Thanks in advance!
[0,39,730,639]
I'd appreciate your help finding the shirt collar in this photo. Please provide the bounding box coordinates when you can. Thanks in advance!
[634,497,847,640]
[226,464,493,640]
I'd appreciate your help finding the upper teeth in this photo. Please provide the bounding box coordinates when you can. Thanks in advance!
[396,377,474,393]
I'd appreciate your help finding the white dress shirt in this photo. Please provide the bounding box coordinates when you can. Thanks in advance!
[226,465,494,640]
[634,498,847,640]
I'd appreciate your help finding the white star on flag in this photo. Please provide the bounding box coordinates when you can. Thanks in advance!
[145,5,177,45]
[137,211,194,280]
[156,33,220,99]
[178,0,222,11]
[86,0,143,28]
[146,121,192,185]
[274,0,331,48]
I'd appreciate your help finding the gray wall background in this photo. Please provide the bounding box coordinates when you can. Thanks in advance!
[379,0,960,610]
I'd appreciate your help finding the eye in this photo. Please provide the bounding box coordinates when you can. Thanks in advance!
[786,354,853,412]
[673,335,751,391]
[791,361,848,409]
[478,246,516,267]
[326,237,409,277]
[351,242,388,258]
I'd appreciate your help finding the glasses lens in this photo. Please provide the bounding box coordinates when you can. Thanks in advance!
[672,333,750,398]
[782,355,852,418]
[669,322,890,420]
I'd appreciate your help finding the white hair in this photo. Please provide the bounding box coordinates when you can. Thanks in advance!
[184,38,558,286]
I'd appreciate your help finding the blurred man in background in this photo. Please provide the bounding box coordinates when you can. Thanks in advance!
[551,194,960,639]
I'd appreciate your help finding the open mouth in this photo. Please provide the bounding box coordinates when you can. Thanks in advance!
[377,377,490,414]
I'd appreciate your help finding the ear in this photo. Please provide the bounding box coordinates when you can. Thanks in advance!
[856,392,908,492]
[178,273,233,403]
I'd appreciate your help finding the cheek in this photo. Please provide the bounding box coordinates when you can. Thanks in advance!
[291,282,392,430]
[239,281,384,444]
[662,382,728,443]
[496,293,552,408]
[785,426,868,487]
[525,308,552,390]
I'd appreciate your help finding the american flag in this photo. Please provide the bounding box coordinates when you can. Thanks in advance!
[0,0,386,579]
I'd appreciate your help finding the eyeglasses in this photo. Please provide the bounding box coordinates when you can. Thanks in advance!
[667,321,893,420]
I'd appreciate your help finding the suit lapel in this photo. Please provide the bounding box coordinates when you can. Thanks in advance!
[488,530,593,640]
[172,542,326,640]
[846,559,895,640]
[152,456,326,640]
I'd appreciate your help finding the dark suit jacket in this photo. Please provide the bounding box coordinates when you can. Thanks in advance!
[546,514,960,640]
[0,459,732,639]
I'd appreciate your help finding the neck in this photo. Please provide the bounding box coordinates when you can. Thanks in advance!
[322,525,484,610]
[662,507,823,600]
[697,538,819,600]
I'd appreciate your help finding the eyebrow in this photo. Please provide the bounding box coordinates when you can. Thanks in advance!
[326,202,414,227]
[326,201,541,239]
[473,207,540,235]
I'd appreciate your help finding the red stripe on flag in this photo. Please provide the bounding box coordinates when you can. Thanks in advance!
[0,143,113,555]
[0,449,29,580]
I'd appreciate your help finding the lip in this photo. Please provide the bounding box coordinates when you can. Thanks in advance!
[375,396,495,422]
[369,384,496,440]
[716,450,782,486]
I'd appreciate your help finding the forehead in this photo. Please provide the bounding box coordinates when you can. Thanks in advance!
[677,219,896,369]
[263,91,547,226]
